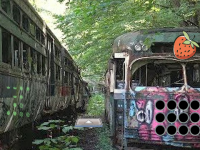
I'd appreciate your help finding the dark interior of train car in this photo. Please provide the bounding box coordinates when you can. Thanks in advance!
[2,29,12,65]
[131,62,200,88]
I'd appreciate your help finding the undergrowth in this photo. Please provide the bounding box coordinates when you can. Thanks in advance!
[86,94,105,116]
[95,124,115,150]
[86,93,115,150]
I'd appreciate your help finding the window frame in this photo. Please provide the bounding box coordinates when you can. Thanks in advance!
[12,2,21,26]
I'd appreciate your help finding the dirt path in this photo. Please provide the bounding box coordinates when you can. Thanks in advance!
[78,128,99,150]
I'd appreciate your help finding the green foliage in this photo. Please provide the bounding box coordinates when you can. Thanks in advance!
[95,124,115,150]
[54,0,200,81]
[86,94,105,116]
[33,120,83,150]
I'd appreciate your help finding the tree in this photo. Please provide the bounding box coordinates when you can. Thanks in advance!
[54,0,200,81]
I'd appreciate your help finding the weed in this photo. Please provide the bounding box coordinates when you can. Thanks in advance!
[32,120,83,150]
[95,124,115,150]
[86,94,104,116]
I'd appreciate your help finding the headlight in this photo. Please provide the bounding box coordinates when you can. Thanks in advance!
[134,41,149,52]
[142,45,148,51]
[135,44,142,51]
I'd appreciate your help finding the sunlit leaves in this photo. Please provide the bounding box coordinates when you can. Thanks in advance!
[54,0,199,81]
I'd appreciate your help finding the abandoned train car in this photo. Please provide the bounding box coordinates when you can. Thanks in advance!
[0,0,89,142]
[105,28,200,149]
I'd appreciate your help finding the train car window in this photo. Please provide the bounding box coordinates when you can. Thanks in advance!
[64,71,68,83]
[131,62,183,87]
[1,0,11,14]
[2,29,12,65]
[13,37,21,67]
[30,21,35,36]
[13,4,21,25]
[56,65,60,80]
[41,33,45,45]
[22,14,29,32]
[42,55,46,76]
[116,58,125,89]
[22,43,29,70]
[36,27,41,42]
[55,46,61,59]
[55,46,58,58]
[30,49,37,74]
[65,58,68,65]
[186,63,200,88]
[37,52,41,74]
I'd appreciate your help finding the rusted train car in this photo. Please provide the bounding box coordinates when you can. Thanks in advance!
[105,28,200,149]
[0,0,89,145]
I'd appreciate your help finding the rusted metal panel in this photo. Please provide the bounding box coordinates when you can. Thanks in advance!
[0,74,47,133]
[113,28,200,53]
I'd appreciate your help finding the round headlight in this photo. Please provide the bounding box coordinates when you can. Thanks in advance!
[142,45,148,51]
[135,44,142,51]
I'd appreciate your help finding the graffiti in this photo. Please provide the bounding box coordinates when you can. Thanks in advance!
[125,86,200,147]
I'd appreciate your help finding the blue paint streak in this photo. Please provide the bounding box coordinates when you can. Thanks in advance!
[135,87,146,92]
[163,134,184,147]
[166,87,180,92]
[129,100,136,117]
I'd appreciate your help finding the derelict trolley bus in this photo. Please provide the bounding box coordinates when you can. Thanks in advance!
[105,28,200,149]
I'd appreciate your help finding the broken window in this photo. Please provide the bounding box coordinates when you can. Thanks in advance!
[22,43,29,70]
[13,4,21,25]
[37,52,41,74]
[116,59,125,89]
[42,55,46,76]
[65,58,68,66]
[131,60,183,87]
[1,0,10,14]
[186,63,200,88]
[22,14,29,32]
[41,33,45,45]
[56,64,60,80]
[55,46,61,59]
[58,50,61,58]
[64,71,68,83]
[36,27,41,42]
[30,21,35,36]
[14,37,21,67]
[30,49,37,74]
[2,29,12,65]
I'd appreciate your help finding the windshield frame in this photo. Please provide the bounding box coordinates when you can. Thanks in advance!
[129,57,200,90]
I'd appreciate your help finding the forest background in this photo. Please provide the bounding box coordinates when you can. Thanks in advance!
[29,0,200,82]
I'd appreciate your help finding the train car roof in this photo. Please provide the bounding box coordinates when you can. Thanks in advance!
[113,27,200,53]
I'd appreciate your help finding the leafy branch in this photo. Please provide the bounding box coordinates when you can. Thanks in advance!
[33,120,83,150]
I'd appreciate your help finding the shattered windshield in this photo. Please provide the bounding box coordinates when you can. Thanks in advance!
[186,63,200,88]
[130,59,200,88]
